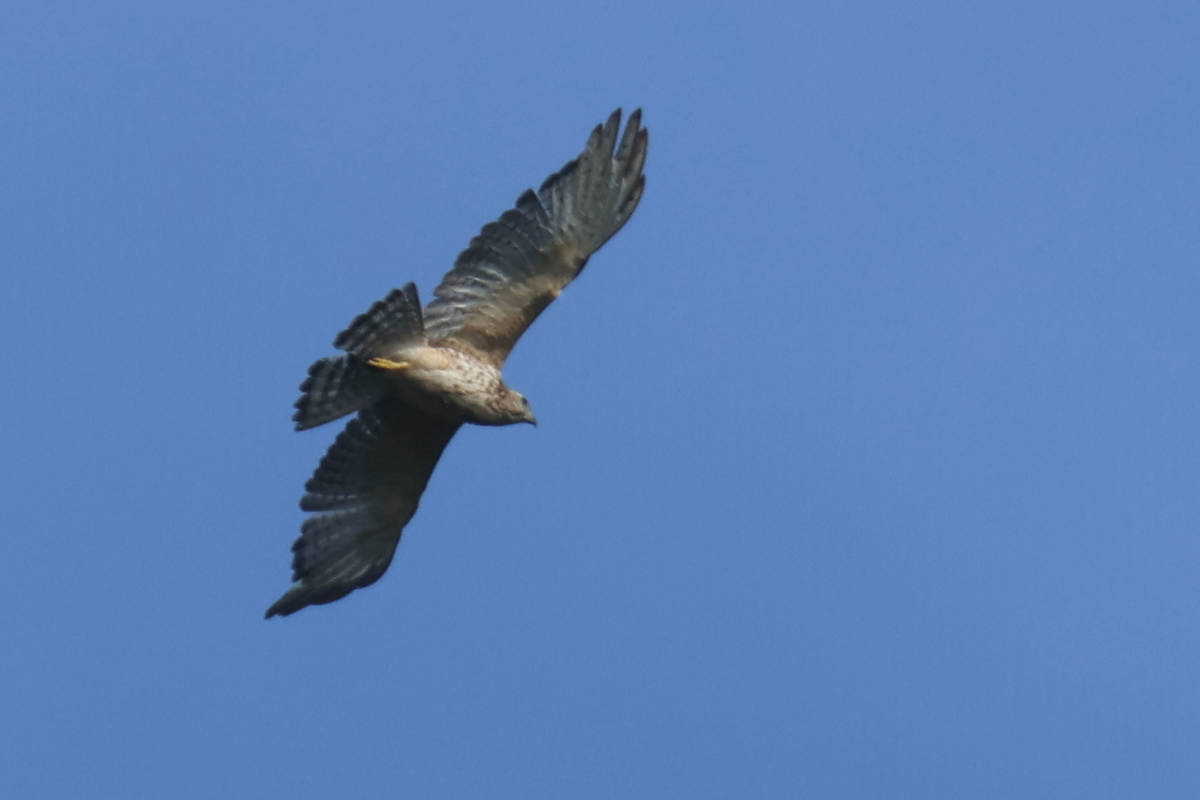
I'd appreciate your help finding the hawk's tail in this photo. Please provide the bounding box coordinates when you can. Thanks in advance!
[333,283,425,359]
[293,284,428,431]
[293,356,382,431]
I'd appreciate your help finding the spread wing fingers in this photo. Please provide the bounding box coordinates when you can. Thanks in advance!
[423,108,648,366]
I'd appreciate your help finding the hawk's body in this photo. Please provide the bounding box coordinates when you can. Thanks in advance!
[267,110,648,617]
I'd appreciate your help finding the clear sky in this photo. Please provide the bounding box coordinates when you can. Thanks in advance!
[3,1,1198,797]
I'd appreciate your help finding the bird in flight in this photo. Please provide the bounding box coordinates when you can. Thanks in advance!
[266,109,648,617]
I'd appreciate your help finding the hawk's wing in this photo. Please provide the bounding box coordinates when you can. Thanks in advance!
[266,398,461,617]
[423,108,648,367]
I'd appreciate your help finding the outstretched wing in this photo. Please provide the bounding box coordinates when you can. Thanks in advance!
[266,398,461,617]
[423,108,648,367]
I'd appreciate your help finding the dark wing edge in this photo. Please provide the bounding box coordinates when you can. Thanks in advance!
[266,399,461,618]
[423,108,648,364]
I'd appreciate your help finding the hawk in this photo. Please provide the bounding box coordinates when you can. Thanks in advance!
[266,109,648,617]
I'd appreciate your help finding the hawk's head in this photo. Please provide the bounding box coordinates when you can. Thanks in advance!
[492,386,537,427]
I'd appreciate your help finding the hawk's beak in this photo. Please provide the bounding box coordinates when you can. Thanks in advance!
[525,413,538,427]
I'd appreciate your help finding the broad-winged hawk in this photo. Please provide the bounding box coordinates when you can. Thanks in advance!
[266,109,648,617]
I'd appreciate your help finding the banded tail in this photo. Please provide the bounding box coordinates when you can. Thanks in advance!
[334,283,425,358]
[292,282,428,431]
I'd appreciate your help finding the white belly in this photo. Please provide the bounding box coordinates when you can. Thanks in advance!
[381,345,507,424]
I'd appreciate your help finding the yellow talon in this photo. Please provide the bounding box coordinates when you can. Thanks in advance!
[367,357,410,370]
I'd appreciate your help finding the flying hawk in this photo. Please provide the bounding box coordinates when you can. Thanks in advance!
[266,109,648,617]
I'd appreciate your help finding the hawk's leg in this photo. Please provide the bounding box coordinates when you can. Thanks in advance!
[367,357,410,370]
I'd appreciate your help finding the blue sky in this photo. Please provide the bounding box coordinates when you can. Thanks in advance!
[3,1,1199,797]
